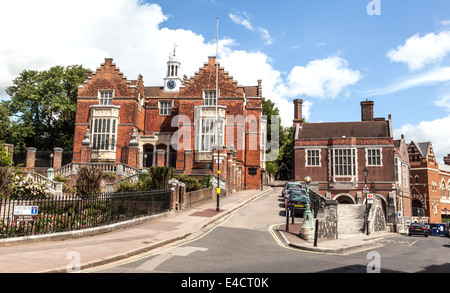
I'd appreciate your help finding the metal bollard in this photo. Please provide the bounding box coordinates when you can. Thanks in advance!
[286,208,290,232]
[314,218,319,247]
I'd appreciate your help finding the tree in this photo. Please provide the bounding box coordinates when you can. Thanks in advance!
[262,97,293,176]
[5,65,89,151]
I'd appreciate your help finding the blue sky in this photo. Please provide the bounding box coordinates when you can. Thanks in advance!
[1,0,450,161]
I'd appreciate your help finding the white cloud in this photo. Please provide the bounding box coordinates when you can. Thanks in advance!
[283,56,362,99]
[229,12,274,45]
[366,66,450,96]
[435,93,450,112]
[394,115,450,164]
[0,0,349,129]
[387,31,450,71]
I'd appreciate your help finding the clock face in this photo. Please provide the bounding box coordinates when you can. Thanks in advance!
[167,79,176,89]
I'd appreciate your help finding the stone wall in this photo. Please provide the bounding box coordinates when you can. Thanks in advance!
[368,195,387,233]
[315,200,338,241]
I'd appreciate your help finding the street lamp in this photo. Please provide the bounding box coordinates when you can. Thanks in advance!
[304,176,313,227]
[215,116,223,212]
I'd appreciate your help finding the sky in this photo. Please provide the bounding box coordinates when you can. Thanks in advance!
[1,0,450,162]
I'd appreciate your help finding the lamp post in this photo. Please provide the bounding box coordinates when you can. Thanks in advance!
[143,154,148,174]
[216,116,223,212]
[304,176,313,227]
[363,167,370,235]
[300,176,315,242]
[47,153,54,180]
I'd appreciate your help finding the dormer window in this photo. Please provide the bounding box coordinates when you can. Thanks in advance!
[99,90,113,105]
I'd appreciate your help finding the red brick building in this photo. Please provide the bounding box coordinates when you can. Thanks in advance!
[292,99,398,216]
[408,141,450,223]
[72,53,266,191]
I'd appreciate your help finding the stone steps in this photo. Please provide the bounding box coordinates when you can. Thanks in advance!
[337,204,366,236]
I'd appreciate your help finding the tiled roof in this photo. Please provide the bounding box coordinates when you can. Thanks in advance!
[296,120,390,139]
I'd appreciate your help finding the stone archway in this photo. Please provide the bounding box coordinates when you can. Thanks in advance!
[334,193,356,204]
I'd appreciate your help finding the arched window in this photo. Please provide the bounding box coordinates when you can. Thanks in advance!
[415,176,419,184]
[442,182,446,198]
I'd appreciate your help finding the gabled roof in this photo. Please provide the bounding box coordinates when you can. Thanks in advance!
[408,141,432,158]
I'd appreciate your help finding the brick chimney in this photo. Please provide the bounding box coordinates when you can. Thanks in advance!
[293,99,303,123]
[444,154,450,165]
[361,99,374,121]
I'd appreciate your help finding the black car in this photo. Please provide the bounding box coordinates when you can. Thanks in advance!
[286,190,309,216]
[408,223,429,237]
[281,182,304,198]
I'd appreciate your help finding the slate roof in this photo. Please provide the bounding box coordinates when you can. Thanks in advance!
[296,120,390,139]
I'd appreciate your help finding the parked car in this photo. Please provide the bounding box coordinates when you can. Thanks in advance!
[281,182,304,198]
[408,223,429,237]
[286,190,308,216]
[284,188,306,206]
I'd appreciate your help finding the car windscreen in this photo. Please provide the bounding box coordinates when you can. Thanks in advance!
[289,194,307,201]
[286,184,302,189]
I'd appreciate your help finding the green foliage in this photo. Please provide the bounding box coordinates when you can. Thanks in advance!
[10,173,50,199]
[0,167,13,198]
[5,65,90,151]
[75,166,104,197]
[201,174,212,188]
[262,97,295,172]
[101,172,117,183]
[265,161,278,176]
[147,167,174,189]
[174,175,202,192]
[0,147,12,167]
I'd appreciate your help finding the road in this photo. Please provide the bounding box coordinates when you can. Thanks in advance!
[85,186,450,274]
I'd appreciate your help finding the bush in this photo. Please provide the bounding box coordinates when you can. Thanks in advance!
[174,175,202,192]
[10,173,50,199]
[76,166,103,197]
[0,147,12,167]
[0,167,13,197]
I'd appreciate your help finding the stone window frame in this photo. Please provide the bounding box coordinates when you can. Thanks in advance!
[366,148,383,166]
[159,100,173,116]
[91,117,119,151]
[330,148,357,178]
[203,90,219,106]
[98,90,114,106]
[305,149,321,167]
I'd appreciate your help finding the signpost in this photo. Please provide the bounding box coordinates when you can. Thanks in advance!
[367,193,374,204]
[363,184,370,194]
[13,205,38,222]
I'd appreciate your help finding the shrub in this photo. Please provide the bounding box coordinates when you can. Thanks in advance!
[0,167,13,198]
[75,166,103,197]
[174,175,202,192]
[10,173,50,199]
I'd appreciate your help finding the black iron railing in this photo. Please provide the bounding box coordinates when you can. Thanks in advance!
[309,190,328,218]
[0,189,172,238]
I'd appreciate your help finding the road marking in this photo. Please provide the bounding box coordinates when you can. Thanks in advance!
[268,224,384,256]
[136,246,208,272]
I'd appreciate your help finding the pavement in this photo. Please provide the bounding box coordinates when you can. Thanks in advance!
[0,185,394,273]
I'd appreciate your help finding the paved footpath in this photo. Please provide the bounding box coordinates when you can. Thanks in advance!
[0,187,272,273]
[0,185,395,273]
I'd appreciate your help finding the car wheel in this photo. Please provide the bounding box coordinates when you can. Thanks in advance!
[425,234,428,237]
[408,233,411,236]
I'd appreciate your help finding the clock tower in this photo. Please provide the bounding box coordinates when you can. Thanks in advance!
[163,45,182,93]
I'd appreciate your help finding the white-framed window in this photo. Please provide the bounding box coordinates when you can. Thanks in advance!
[91,118,118,151]
[331,148,356,177]
[402,165,408,188]
[99,90,113,105]
[366,148,382,166]
[204,90,218,106]
[306,149,321,166]
[197,117,224,152]
[159,100,172,116]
